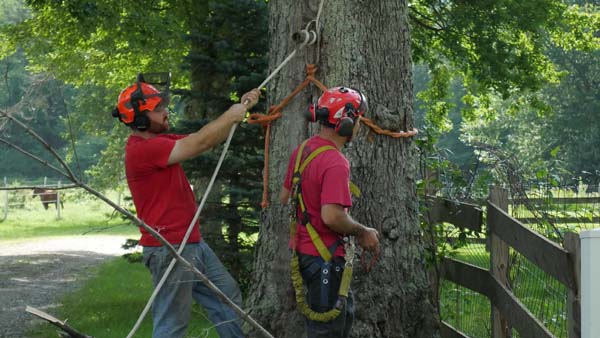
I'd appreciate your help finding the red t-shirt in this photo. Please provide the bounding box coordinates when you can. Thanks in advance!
[125,134,201,246]
[283,136,352,257]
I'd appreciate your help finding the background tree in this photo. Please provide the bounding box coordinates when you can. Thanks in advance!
[247,1,439,337]
[0,0,268,289]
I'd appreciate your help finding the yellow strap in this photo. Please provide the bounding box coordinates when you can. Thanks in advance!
[349,181,361,198]
[306,222,332,262]
[293,140,309,183]
[298,145,336,173]
[338,266,352,297]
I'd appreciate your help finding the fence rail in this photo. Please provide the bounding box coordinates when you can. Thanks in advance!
[488,202,576,290]
[512,197,600,205]
[0,184,78,191]
[429,187,581,338]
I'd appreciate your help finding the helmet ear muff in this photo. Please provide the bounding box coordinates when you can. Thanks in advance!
[305,103,317,122]
[112,107,122,121]
[305,104,330,122]
[335,117,355,137]
[335,103,358,137]
[132,113,150,131]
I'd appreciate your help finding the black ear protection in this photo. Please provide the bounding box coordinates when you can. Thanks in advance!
[336,87,367,137]
[304,104,329,122]
[335,102,357,137]
[129,74,151,130]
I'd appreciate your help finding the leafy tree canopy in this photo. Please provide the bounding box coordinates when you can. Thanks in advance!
[411,0,600,135]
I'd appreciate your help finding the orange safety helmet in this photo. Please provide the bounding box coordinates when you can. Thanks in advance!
[112,72,170,130]
[306,86,367,137]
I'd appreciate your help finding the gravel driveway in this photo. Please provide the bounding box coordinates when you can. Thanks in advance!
[0,235,132,338]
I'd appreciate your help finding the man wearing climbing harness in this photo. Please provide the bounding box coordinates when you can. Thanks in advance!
[112,72,260,338]
[279,86,380,338]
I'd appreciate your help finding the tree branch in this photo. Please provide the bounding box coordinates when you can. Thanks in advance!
[0,137,71,179]
[1,110,78,180]
[409,7,444,32]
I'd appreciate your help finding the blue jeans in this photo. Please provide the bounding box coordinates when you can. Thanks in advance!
[143,241,244,338]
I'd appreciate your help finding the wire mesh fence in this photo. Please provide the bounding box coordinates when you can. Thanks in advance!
[437,182,597,338]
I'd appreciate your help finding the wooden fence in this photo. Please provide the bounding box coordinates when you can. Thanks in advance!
[0,177,76,220]
[426,187,581,338]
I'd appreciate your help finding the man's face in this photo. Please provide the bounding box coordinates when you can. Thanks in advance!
[146,107,169,134]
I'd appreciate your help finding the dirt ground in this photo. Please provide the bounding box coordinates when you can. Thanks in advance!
[0,236,131,338]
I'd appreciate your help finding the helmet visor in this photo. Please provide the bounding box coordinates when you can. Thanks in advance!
[138,72,171,92]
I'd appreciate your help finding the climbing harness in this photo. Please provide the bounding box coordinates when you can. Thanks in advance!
[288,139,355,322]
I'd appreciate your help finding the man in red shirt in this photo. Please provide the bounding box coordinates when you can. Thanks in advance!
[112,73,259,338]
[279,87,380,338]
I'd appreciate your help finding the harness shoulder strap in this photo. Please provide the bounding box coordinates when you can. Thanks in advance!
[291,141,337,262]
[293,141,336,176]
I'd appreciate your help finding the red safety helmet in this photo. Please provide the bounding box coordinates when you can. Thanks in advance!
[112,72,171,130]
[306,86,367,137]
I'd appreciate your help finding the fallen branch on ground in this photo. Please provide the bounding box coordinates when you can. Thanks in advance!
[26,306,93,338]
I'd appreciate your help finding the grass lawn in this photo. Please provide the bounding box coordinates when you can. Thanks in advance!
[1,190,219,337]
[0,190,139,239]
[25,258,218,338]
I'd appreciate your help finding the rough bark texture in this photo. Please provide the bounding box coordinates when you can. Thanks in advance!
[248,1,440,337]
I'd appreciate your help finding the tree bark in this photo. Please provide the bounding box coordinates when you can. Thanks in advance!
[248,1,440,337]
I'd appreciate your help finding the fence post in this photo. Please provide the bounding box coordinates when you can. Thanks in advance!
[56,180,61,220]
[43,176,47,186]
[2,177,7,221]
[489,185,511,338]
[564,232,581,338]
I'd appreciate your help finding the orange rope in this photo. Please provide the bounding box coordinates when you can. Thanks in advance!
[249,64,419,208]
[359,117,419,138]
[249,64,327,208]
[247,64,327,127]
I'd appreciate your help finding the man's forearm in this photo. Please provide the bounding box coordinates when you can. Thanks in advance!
[191,111,238,149]
[323,208,366,236]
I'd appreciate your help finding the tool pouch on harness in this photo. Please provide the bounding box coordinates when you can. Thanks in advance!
[298,254,348,312]
[288,140,355,322]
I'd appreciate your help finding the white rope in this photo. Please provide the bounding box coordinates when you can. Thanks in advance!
[315,0,326,33]
[126,10,320,338]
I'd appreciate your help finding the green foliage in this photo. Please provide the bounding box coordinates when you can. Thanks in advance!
[412,0,566,97]
[2,0,190,89]
[411,1,600,175]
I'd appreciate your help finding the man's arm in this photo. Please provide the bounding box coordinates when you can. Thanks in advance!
[280,187,291,205]
[321,204,380,252]
[167,89,260,165]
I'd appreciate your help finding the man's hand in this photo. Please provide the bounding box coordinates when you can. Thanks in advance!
[241,88,261,109]
[224,88,261,123]
[355,226,380,253]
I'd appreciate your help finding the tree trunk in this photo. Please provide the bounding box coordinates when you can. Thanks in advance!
[248,1,440,337]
